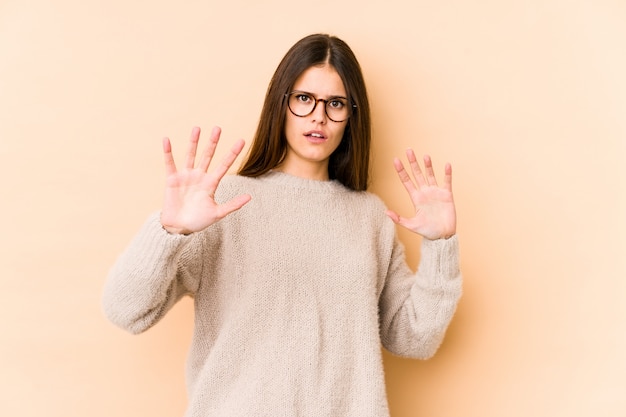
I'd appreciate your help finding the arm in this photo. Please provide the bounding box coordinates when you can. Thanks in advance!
[380,149,461,358]
[102,126,250,334]
[379,234,461,358]
[102,213,205,334]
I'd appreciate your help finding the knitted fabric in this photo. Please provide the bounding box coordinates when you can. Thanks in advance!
[103,170,462,417]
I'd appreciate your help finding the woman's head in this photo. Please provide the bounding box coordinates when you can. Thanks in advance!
[238,34,371,191]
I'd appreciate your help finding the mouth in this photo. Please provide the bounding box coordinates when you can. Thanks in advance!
[304,130,327,142]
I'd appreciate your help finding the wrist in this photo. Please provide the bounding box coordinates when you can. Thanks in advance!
[162,225,192,235]
[422,229,456,241]
[160,215,192,235]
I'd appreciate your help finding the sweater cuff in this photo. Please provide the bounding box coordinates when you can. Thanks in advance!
[418,235,460,283]
[133,212,195,257]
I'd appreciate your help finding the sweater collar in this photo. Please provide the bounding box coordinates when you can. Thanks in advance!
[261,170,348,193]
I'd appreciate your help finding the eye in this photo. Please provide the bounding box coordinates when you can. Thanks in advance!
[328,99,346,109]
[296,93,313,103]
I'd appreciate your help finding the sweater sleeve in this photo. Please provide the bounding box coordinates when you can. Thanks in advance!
[378,233,462,359]
[102,212,207,334]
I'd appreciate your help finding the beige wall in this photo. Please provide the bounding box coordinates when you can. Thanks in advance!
[1,1,625,416]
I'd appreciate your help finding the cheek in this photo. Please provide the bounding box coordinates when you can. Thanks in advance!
[283,115,298,144]
[332,124,348,144]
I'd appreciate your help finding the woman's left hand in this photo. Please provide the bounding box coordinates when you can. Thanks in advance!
[386,149,457,240]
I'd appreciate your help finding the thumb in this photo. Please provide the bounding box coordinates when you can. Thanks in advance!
[385,210,401,224]
[215,194,252,220]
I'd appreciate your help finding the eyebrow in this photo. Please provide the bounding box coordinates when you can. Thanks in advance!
[291,90,348,100]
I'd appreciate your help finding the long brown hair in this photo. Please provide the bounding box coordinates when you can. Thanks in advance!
[238,34,371,191]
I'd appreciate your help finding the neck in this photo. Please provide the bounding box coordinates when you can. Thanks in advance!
[274,159,330,181]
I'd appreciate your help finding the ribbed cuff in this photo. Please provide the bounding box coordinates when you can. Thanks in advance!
[419,235,460,283]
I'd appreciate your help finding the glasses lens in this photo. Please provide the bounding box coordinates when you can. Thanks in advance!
[288,92,352,122]
[325,98,349,122]
[288,93,315,117]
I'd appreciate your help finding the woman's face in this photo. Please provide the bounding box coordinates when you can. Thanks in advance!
[280,64,348,180]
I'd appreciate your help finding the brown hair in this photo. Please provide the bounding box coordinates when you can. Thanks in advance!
[238,34,371,191]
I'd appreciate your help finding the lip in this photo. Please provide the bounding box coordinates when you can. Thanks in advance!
[304,130,327,144]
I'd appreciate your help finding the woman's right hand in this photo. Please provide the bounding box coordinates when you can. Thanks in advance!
[160,126,251,235]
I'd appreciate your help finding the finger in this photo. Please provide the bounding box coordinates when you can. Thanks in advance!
[215,194,252,220]
[198,126,221,172]
[163,137,177,176]
[385,209,412,230]
[406,149,427,188]
[204,138,246,191]
[184,126,202,169]
[393,157,419,195]
[443,162,452,191]
[423,155,438,186]
[385,209,400,224]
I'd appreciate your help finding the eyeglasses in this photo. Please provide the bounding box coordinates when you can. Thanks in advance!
[285,91,356,123]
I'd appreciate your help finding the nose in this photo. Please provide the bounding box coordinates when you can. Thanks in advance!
[311,98,328,124]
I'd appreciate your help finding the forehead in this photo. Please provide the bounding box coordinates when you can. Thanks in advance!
[292,64,346,96]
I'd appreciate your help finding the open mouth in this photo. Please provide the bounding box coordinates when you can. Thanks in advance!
[305,131,327,140]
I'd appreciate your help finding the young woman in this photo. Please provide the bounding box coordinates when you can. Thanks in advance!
[103,33,461,417]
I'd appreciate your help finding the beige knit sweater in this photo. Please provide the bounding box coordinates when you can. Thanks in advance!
[103,171,462,417]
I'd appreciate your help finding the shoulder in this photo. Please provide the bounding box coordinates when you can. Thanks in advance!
[343,188,389,216]
[214,174,258,202]
[217,174,254,190]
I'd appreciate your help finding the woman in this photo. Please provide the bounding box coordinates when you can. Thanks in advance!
[103,33,461,417]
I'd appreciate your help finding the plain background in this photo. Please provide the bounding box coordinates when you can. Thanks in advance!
[1,1,625,416]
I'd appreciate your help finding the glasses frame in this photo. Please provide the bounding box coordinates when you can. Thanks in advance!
[285,90,357,123]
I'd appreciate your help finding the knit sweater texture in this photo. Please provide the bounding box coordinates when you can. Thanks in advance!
[102,170,462,417]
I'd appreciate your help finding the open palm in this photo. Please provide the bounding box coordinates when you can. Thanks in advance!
[386,149,456,240]
[160,126,251,235]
